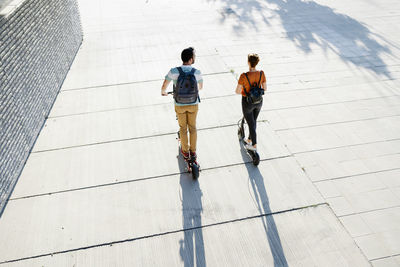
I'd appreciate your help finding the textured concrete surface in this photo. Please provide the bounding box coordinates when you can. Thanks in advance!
[1,0,400,265]
[0,0,82,216]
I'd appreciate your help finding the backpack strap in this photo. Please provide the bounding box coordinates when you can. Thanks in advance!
[257,71,263,87]
[190,68,199,102]
[177,67,184,75]
[244,72,252,97]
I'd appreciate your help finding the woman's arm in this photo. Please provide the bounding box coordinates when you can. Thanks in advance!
[235,84,243,95]
[262,81,267,91]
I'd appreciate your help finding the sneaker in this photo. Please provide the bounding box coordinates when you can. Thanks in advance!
[245,144,257,151]
[181,147,189,159]
[243,138,252,145]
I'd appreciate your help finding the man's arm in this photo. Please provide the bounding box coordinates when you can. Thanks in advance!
[161,79,170,96]
[196,69,203,91]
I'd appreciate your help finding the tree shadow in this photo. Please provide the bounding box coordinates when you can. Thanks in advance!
[239,142,289,266]
[209,0,395,78]
[177,148,206,267]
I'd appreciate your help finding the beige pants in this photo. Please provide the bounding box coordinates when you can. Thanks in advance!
[175,104,198,153]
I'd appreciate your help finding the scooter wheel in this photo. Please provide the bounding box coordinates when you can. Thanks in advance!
[252,152,260,166]
[191,163,200,179]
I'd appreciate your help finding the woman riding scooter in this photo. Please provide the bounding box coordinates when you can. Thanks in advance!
[235,53,267,152]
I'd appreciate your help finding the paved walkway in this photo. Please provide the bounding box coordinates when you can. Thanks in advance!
[1,0,400,265]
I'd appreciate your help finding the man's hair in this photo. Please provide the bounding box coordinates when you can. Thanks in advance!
[248,53,260,68]
[181,47,195,62]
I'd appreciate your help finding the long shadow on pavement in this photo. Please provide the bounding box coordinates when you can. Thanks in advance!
[239,142,289,267]
[211,0,394,78]
[177,148,206,267]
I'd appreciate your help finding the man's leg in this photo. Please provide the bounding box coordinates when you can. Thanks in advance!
[175,105,189,153]
[187,104,199,153]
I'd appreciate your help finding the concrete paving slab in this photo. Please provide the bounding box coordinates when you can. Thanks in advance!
[392,187,400,201]
[76,0,223,34]
[62,55,229,90]
[71,42,219,70]
[51,73,237,117]
[295,140,400,182]
[372,257,400,267]
[265,68,398,91]
[314,180,341,198]
[53,74,397,120]
[231,56,377,80]
[278,116,400,154]
[356,230,400,261]
[339,214,373,238]
[326,196,355,217]
[355,234,393,261]
[33,95,259,152]
[360,207,400,233]
[1,206,368,266]
[1,157,323,263]
[275,75,398,97]
[338,189,399,214]
[265,96,400,130]
[316,172,388,197]
[376,169,400,188]
[12,123,289,198]
[344,207,400,261]
[321,173,400,214]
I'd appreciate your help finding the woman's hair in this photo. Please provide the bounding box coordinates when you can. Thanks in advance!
[248,53,260,68]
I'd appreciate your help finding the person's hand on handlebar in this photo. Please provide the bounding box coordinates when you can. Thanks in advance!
[161,79,171,96]
[161,89,168,96]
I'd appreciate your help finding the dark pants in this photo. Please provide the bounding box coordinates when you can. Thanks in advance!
[242,97,262,145]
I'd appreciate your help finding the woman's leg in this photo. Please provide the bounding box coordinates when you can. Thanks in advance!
[242,98,257,147]
[251,101,263,145]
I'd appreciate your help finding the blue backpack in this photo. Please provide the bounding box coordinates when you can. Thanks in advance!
[244,71,264,104]
[173,67,199,104]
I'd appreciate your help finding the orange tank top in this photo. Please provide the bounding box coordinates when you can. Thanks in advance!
[238,71,266,97]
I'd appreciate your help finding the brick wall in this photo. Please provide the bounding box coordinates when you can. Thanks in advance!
[0,0,83,215]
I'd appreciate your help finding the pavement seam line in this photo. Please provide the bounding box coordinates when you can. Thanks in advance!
[312,167,400,183]
[275,114,400,132]
[61,71,231,92]
[324,204,372,265]
[337,205,400,218]
[30,122,254,153]
[9,154,292,201]
[293,137,400,155]
[47,94,398,119]
[61,57,400,92]
[30,121,400,154]
[0,203,328,265]
[370,253,400,262]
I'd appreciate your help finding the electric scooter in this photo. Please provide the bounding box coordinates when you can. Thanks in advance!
[168,91,200,179]
[237,117,260,166]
